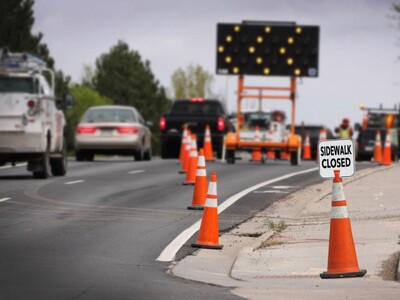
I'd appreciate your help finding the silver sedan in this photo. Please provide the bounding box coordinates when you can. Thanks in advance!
[74,105,152,161]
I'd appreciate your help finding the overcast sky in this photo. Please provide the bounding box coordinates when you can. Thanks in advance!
[33,0,400,130]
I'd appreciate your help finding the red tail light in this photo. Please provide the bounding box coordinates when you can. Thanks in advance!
[160,117,166,130]
[76,126,97,134]
[27,100,36,108]
[190,97,204,102]
[117,126,138,134]
[218,117,225,131]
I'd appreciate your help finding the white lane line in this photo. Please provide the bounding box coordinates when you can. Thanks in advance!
[0,198,10,203]
[64,180,85,185]
[254,190,289,194]
[156,167,318,262]
[128,170,145,174]
[271,185,297,189]
[0,163,27,170]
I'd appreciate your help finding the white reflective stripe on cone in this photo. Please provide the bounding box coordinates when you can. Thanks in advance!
[196,169,207,176]
[207,181,217,196]
[205,137,211,142]
[331,206,349,219]
[189,150,198,157]
[205,197,218,208]
[332,183,345,201]
[197,155,205,166]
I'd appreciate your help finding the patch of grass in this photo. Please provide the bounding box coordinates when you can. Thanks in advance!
[267,219,288,234]
[256,239,285,250]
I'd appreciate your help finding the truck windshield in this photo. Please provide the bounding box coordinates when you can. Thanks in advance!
[0,77,37,93]
[171,102,222,115]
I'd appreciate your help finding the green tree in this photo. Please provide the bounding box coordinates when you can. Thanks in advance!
[66,85,112,148]
[0,0,70,100]
[171,64,216,99]
[93,40,170,154]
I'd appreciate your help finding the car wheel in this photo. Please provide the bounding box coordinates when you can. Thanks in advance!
[86,152,95,162]
[135,147,144,161]
[51,138,68,176]
[144,147,152,161]
[33,142,51,179]
[76,150,85,161]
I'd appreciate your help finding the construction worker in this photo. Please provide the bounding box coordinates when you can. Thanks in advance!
[335,117,353,139]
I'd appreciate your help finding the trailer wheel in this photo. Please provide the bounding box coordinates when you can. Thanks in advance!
[290,148,301,166]
[226,150,236,164]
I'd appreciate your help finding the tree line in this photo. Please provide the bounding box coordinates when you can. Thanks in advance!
[0,0,220,155]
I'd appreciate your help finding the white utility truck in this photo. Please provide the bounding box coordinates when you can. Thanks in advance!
[0,49,71,178]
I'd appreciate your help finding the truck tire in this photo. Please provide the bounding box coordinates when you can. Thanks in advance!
[33,143,51,179]
[51,138,67,176]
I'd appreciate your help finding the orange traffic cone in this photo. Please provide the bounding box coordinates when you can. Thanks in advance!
[373,130,382,163]
[361,112,368,130]
[303,133,312,160]
[381,129,392,166]
[183,134,198,185]
[188,148,208,210]
[203,125,215,162]
[179,126,189,164]
[251,125,262,161]
[179,133,191,174]
[320,170,367,279]
[192,172,223,249]
[266,130,276,159]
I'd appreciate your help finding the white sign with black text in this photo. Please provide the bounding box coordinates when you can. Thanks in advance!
[318,139,355,179]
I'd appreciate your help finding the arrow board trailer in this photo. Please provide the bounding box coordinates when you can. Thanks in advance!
[318,139,355,179]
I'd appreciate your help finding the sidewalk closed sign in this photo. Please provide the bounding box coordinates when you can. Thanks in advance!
[318,139,355,178]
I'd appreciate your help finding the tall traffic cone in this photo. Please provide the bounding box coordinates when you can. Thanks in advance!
[361,112,368,130]
[203,125,215,162]
[251,125,262,161]
[192,172,223,249]
[381,129,392,166]
[188,148,208,210]
[373,130,382,163]
[303,133,312,160]
[179,126,189,164]
[183,134,198,185]
[320,170,367,279]
[179,133,191,174]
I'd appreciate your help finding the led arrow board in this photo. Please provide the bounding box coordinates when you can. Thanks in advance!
[318,139,355,179]
[216,22,319,77]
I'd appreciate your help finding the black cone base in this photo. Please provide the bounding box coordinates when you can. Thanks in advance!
[191,243,223,250]
[320,269,367,279]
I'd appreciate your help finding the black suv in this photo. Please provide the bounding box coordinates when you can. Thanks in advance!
[356,128,399,161]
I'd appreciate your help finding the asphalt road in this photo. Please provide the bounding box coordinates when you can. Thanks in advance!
[0,157,366,299]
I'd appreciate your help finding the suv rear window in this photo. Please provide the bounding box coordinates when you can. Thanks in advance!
[171,101,222,115]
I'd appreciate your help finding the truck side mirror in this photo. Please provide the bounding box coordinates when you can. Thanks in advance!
[65,94,75,109]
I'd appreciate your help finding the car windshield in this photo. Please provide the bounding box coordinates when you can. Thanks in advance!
[0,77,38,93]
[171,102,222,114]
[83,108,136,123]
